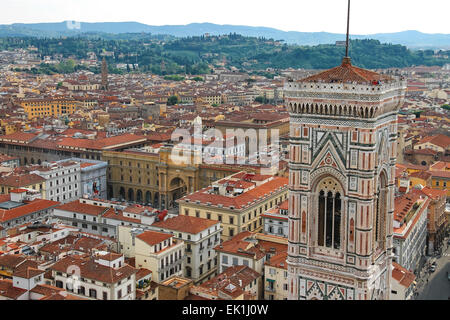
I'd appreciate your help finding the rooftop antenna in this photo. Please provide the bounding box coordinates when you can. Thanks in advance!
[345,0,351,58]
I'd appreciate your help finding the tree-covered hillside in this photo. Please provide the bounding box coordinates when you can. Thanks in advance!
[1,34,449,76]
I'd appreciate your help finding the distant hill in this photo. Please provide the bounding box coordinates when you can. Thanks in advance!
[1,21,450,49]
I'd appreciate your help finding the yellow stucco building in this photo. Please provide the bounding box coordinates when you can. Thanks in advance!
[20,98,79,120]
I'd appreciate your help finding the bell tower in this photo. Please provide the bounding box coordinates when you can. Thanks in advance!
[286,0,406,300]
[101,57,109,91]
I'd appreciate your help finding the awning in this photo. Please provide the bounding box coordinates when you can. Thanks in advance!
[266,279,275,283]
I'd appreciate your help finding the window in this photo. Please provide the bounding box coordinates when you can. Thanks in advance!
[374,172,387,250]
[317,179,342,249]
[222,255,228,264]
[117,289,122,299]
[127,284,132,294]
[89,289,97,299]
[103,291,108,300]
[232,257,238,265]
[243,259,249,266]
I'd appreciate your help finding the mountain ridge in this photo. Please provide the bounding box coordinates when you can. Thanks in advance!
[1,21,450,49]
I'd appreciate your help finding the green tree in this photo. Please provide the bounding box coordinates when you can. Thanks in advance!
[254,96,268,104]
[167,95,178,106]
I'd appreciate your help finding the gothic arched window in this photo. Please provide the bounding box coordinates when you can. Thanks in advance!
[374,171,387,250]
[316,177,343,250]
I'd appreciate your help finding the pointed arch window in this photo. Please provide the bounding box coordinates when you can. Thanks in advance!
[374,172,387,250]
[317,178,342,250]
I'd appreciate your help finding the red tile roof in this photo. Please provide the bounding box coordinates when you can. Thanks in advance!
[180,176,288,210]
[199,265,260,299]
[417,134,450,149]
[0,199,60,223]
[55,200,110,216]
[299,58,392,84]
[430,170,450,179]
[50,255,137,284]
[0,132,38,143]
[419,187,447,200]
[265,251,288,270]
[392,262,416,288]
[0,279,27,299]
[13,266,44,279]
[152,215,218,234]
[0,173,46,187]
[136,230,172,246]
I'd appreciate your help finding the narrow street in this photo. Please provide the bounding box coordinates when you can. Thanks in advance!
[417,240,450,300]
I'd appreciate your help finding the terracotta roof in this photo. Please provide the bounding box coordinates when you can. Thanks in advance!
[136,230,172,246]
[50,255,137,284]
[97,252,123,261]
[430,161,450,171]
[430,170,450,179]
[55,200,110,216]
[215,231,287,260]
[265,251,288,270]
[39,292,87,300]
[0,199,60,223]
[419,187,447,200]
[57,133,147,151]
[0,132,38,143]
[180,176,288,210]
[409,171,432,180]
[136,268,152,280]
[0,254,27,269]
[298,57,392,84]
[29,284,64,296]
[0,173,45,187]
[71,237,106,253]
[13,266,44,279]
[392,262,416,288]
[200,265,260,299]
[152,215,219,234]
[417,134,450,149]
[0,279,27,299]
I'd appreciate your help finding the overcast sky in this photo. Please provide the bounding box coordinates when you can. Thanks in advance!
[2,0,450,34]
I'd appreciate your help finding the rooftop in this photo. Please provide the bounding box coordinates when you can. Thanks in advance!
[298,58,392,85]
[152,215,219,235]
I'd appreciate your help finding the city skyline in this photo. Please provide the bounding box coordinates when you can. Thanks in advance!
[2,0,450,35]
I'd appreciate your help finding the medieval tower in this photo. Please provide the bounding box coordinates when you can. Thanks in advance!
[101,57,109,91]
[286,1,407,300]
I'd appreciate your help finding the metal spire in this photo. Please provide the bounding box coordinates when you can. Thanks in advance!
[345,0,351,58]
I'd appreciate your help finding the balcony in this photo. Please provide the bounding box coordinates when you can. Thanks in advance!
[265,286,276,293]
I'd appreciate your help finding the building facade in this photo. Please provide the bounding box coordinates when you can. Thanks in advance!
[151,215,221,284]
[31,160,81,203]
[60,158,108,199]
[178,172,288,241]
[286,57,406,300]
